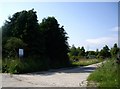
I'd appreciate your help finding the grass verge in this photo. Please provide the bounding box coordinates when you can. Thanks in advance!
[87,58,120,88]
[2,57,50,74]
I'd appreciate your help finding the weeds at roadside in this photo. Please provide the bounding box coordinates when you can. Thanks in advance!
[2,57,50,74]
[87,58,120,88]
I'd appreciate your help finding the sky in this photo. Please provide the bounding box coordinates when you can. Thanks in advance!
[0,2,118,51]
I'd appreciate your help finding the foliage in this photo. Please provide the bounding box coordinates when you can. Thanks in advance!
[2,9,44,57]
[87,59,120,88]
[95,49,99,57]
[4,37,26,57]
[39,17,70,68]
[88,51,96,56]
[70,45,78,56]
[87,51,96,59]
[79,46,85,57]
[110,43,119,58]
[69,45,86,60]
[98,45,111,59]
[2,9,70,73]
[2,57,50,74]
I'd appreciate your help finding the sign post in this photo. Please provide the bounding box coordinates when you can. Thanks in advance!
[19,49,24,60]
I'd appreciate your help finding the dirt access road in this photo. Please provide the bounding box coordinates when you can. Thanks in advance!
[1,62,103,87]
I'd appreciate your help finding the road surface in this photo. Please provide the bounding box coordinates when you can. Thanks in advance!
[1,62,103,87]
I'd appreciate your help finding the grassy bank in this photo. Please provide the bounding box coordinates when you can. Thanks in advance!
[87,58,120,88]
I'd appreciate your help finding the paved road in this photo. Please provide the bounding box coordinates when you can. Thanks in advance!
[1,62,103,87]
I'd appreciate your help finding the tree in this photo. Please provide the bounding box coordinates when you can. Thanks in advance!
[69,45,78,57]
[95,49,99,56]
[78,46,85,57]
[110,43,119,58]
[98,45,111,59]
[88,51,96,55]
[103,45,111,58]
[2,9,45,57]
[85,51,96,59]
[39,17,70,67]
[68,45,80,61]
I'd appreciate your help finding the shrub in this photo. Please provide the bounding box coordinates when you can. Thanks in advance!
[2,56,50,74]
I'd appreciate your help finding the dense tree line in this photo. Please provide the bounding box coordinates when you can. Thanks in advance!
[69,43,120,60]
[2,9,70,68]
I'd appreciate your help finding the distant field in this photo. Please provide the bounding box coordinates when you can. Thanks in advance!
[71,58,103,67]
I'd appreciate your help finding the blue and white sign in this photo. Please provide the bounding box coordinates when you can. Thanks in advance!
[19,49,24,57]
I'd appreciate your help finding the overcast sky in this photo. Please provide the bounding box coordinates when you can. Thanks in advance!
[0,2,118,51]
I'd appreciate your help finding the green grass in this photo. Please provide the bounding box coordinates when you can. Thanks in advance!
[71,58,103,67]
[87,58,120,88]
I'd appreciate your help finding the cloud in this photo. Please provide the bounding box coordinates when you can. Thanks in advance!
[86,36,117,45]
[111,26,119,32]
[86,35,118,50]
[87,26,118,45]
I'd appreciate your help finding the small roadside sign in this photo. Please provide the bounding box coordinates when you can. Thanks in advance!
[19,49,24,58]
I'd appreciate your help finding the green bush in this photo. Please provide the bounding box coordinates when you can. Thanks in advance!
[2,58,21,73]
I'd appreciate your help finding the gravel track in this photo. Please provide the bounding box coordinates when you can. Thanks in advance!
[1,62,103,87]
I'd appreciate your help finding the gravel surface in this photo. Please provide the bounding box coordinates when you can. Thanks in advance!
[1,62,103,87]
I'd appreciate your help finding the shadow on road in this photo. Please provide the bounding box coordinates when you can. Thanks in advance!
[23,66,97,76]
